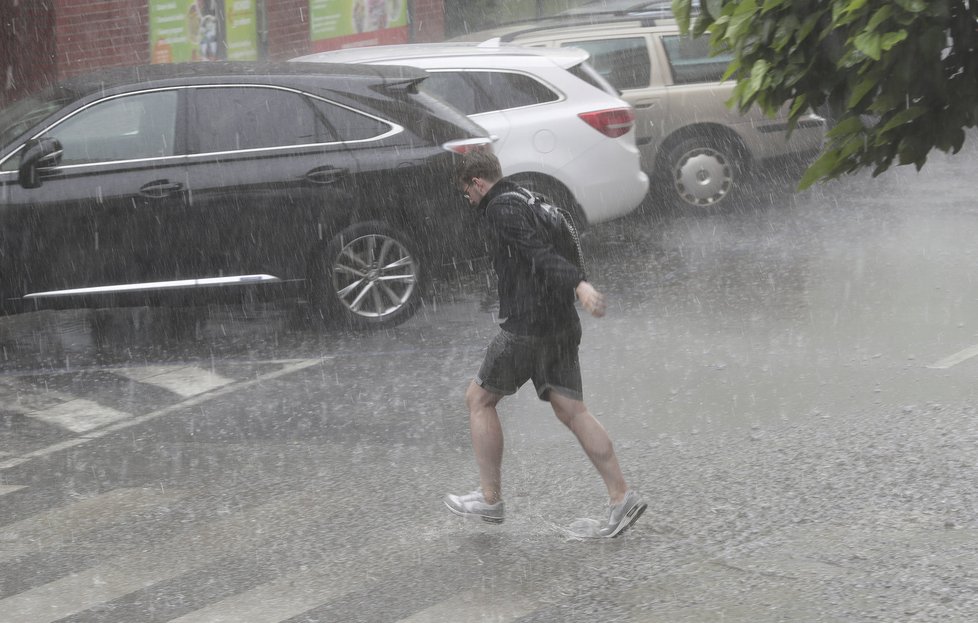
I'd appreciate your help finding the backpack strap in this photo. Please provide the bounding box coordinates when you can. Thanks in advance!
[495,187,537,207]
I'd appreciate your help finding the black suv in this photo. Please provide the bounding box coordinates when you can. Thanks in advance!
[0,63,490,329]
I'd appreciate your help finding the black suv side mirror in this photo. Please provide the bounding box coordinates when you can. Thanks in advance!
[18,137,63,189]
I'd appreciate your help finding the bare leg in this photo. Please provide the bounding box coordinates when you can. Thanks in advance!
[549,392,628,505]
[465,381,505,504]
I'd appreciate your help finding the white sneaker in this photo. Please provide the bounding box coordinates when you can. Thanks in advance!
[596,490,646,538]
[443,490,504,524]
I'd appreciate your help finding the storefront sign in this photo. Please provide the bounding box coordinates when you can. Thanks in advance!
[310,0,408,51]
[150,0,257,63]
[225,0,258,60]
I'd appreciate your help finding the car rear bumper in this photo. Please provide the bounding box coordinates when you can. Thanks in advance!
[561,138,650,224]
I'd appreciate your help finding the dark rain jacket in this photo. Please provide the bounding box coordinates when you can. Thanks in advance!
[478,180,585,336]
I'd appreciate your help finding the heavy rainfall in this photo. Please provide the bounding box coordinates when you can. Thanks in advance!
[2,1,978,622]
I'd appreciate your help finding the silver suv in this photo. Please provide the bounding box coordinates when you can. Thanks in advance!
[454,13,825,212]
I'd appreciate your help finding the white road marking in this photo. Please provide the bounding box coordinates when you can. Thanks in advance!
[114,365,235,397]
[166,567,360,623]
[0,485,339,623]
[927,343,978,369]
[1,555,188,623]
[0,358,323,471]
[0,376,79,416]
[29,398,132,433]
[0,487,184,563]
[395,589,536,623]
[0,484,26,497]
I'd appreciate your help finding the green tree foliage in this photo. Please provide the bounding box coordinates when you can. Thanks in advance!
[672,0,978,187]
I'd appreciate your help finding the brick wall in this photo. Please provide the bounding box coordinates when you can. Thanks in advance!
[53,0,150,79]
[1,0,450,101]
[265,0,311,61]
[410,0,445,43]
[1,0,57,106]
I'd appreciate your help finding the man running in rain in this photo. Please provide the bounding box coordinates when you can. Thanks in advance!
[444,150,646,538]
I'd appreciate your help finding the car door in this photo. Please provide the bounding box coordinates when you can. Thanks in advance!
[182,84,363,288]
[0,88,188,305]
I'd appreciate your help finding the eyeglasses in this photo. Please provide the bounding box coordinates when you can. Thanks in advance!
[460,179,474,200]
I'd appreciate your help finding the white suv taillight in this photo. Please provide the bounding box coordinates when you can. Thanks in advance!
[442,137,495,154]
[578,108,635,138]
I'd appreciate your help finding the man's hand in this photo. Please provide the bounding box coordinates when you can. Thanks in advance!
[575,281,606,318]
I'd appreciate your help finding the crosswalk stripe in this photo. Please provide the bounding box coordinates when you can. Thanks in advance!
[0,377,77,415]
[28,398,132,433]
[166,567,361,623]
[114,365,235,397]
[0,487,184,564]
[0,358,323,471]
[394,589,536,623]
[0,484,27,497]
[163,516,438,622]
[0,486,337,623]
[2,558,188,623]
[169,521,554,623]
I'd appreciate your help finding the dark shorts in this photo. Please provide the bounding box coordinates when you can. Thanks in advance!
[475,327,583,401]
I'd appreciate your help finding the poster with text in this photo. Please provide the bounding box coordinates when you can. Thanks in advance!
[225,0,258,60]
[310,0,408,52]
[151,0,257,63]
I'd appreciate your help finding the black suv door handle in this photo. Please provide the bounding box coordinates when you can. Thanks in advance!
[139,179,184,198]
[305,166,348,185]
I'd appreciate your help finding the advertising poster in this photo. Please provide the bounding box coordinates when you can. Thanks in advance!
[151,0,257,63]
[310,0,409,52]
[225,0,258,61]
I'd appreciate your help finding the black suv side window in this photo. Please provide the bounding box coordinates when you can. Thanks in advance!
[45,91,179,166]
[561,38,652,91]
[309,99,392,141]
[661,35,734,85]
[195,86,321,152]
[424,71,558,115]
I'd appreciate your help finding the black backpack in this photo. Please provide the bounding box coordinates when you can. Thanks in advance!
[499,187,587,281]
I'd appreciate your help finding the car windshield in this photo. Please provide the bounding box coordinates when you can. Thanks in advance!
[0,87,72,148]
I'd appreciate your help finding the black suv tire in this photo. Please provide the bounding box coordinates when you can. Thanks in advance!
[310,221,424,330]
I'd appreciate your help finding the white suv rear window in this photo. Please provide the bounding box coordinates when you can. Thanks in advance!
[560,38,651,91]
[423,70,559,115]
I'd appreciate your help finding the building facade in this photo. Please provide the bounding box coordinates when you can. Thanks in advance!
[1,0,582,107]
[0,0,447,107]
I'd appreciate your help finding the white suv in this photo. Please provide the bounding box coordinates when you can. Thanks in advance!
[293,43,649,225]
[453,14,826,212]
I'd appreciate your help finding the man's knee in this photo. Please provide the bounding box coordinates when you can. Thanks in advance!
[550,394,588,426]
[466,380,500,412]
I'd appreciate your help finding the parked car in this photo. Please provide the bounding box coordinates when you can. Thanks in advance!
[293,43,649,226]
[0,62,492,329]
[452,13,825,212]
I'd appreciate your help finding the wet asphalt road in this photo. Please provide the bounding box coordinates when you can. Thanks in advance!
[2,144,978,621]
